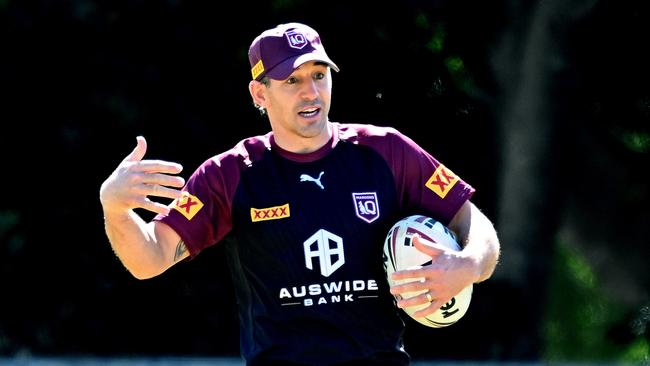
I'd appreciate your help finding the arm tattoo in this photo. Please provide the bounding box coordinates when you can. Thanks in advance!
[173,240,188,262]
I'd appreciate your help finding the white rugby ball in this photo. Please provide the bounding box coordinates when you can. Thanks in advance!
[383,214,473,328]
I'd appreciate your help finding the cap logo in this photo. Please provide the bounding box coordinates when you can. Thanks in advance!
[285,29,308,49]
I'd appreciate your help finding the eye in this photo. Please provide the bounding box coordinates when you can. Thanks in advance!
[314,72,325,80]
[286,76,298,84]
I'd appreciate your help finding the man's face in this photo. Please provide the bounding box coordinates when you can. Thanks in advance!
[261,61,333,150]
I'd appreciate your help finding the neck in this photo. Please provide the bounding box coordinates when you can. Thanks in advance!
[273,121,333,154]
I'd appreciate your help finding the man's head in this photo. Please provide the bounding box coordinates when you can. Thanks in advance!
[248,22,339,81]
[247,23,336,152]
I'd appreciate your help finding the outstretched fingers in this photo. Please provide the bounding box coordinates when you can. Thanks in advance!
[120,137,184,174]
[139,197,176,216]
[123,136,148,163]
[137,171,185,188]
[101,136,187,216]
[133,160,184,175]
[134,182,184,200]
[130,163,185,202]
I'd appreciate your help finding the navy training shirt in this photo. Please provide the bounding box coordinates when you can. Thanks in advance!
[155,122,475,365]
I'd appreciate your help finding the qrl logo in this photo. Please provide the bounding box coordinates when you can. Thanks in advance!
[304,229,345,277]
[285,30,308,49]
[352,192,380,223]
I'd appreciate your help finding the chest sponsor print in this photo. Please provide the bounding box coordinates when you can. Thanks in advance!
[250,203,291,222]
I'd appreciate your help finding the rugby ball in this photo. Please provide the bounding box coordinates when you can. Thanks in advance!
[383,214,473,328]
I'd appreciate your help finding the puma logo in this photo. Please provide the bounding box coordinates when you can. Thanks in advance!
[300,171,325,190]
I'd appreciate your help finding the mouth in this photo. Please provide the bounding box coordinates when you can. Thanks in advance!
[298,106,321,118]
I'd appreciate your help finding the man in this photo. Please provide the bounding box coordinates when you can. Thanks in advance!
[99,22,500,366]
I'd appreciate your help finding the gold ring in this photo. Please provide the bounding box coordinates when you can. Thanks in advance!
[425,292,433,303]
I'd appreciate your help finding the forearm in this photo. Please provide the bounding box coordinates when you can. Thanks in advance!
[451,202,501,283]
[103,210,167,279]
[460,217,500,283]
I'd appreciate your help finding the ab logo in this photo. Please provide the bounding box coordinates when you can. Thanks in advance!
[304,229,345,277]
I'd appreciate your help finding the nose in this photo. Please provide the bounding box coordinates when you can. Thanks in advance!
[300,80,319,101]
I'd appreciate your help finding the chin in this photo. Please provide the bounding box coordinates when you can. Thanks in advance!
[297,118,328,137]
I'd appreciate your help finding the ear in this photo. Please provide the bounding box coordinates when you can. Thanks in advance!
[249,80,267,108]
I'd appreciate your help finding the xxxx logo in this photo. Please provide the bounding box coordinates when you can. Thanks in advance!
[173,191,204,220]
[251,59,264,80]
[425,164,459,199]
[251,203,290,222]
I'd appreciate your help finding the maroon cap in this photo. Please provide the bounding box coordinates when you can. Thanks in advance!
[248,22,339,81]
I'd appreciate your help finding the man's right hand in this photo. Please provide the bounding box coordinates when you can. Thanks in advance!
[99,136,185,216]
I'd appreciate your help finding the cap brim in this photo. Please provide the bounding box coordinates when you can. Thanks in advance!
[266,52,339,81]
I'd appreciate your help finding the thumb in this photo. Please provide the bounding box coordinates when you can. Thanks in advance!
[123,136,147,162]
[413,234,444,258]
